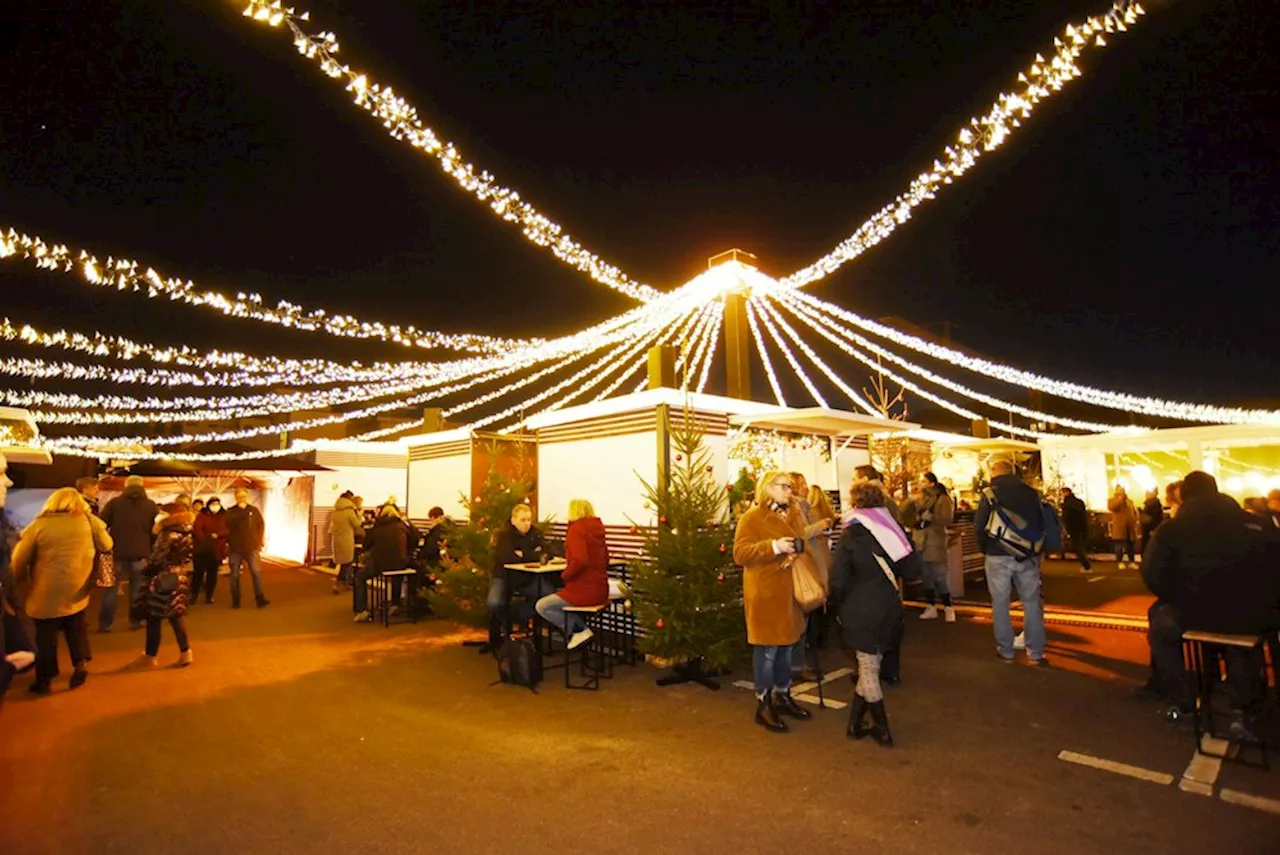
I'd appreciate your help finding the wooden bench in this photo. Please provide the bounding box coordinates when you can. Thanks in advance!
[373,569,420,628]
[1181,630,1277,770]
[549,603,612,691]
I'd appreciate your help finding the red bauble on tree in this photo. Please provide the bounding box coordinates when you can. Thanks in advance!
[718,543,726,553]
[717,572,726,584]
[656,618,664,629]
[658,515,668,525]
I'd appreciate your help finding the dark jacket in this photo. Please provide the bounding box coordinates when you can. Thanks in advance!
[100,485,159,560]
[491,523,546,580]
[1141,493,1280,634]
[559,517,609,607]
[830,523,917,654]
[974,474,1043,556]
[193,508,229,560]
[417,519,451,565]
[1141,496,1165,533]
[138,511,193,620]
[364,515,417,573]
[224,503,265,555]
[1061,493,1089,533]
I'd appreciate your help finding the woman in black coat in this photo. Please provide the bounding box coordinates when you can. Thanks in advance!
[830,481,922,748]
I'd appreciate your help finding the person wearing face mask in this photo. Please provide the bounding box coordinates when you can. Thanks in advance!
[733,469,812,733]
[191,497,228,604]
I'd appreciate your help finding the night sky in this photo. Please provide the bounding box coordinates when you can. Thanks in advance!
[1,0,1276,420]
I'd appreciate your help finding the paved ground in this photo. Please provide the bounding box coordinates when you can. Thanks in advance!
[924,557,1155,617]
[2,565,1277,854]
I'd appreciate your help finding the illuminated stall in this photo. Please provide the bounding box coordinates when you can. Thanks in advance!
[1039,424,1280,509]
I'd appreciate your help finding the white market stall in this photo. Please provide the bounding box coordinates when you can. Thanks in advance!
[301,439,409,562]
[1039,424,1280,510]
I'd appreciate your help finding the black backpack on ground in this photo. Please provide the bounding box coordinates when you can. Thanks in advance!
[494,638,542,692]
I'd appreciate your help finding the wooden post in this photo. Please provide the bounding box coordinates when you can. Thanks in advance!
[723,291,752,401]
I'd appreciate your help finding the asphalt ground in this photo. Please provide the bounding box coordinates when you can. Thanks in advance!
[924,557,1155,618]
[2,564,1277,855]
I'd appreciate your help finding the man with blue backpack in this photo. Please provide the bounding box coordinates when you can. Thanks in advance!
[974,457,1058,667]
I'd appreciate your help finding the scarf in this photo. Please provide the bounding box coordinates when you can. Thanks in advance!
[841,506,913,562]
[766,499,790,518]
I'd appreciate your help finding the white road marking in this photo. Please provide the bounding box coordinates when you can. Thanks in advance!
[1086,575,1108,583]
[1219,788,1280,815]
[734,667,855,709]
[1057,750,1175,785]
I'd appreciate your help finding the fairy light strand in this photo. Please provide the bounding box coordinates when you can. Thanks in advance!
[744,300,787,406]
[783,1,1148,290]
[756,298,881,417]
[751,297,828,408]
[239,2,660,304]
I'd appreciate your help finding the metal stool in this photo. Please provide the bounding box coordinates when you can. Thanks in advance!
[556,604,612,690]
[1182,630,1277,770]
[378,569,419,627]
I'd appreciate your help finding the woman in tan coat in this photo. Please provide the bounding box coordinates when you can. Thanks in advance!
[1107,485,1138,569]
[789,474,833,680]
[10,487,112,694]
[734,469,811,733]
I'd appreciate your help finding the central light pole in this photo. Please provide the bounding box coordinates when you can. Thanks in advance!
[708,249,758,402]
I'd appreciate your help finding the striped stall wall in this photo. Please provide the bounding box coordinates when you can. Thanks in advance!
[409,440,471,461]
[313,451,407,469]
[536,408,730,445]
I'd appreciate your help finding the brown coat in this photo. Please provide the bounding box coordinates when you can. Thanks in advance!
[733,503,806,647]
[1108,494,1137,540]
[11,511,113,619]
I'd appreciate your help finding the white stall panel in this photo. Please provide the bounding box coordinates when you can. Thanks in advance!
[408,455,472,520]
[539,431,658,527]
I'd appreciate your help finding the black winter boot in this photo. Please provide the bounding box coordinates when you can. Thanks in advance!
[755,695,789,733]
[868,700,894,748]
[773,689,812,720]
[847,694,871,740]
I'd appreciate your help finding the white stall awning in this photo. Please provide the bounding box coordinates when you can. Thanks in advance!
[729,407,916,437]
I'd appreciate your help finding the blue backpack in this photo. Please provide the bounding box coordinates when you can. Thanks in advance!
[982,488,1059,560]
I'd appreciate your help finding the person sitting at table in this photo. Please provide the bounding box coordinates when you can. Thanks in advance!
[483,504,547,653]
[351,504,417,622]
[535,499,609,651]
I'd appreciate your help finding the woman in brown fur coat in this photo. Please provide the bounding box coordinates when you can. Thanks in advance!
[733,469,811,733]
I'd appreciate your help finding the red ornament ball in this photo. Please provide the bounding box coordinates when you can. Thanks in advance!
[656,618,664,629]
[659,515,668,525]
[675,454,683,462]
[706,465,713,472]
[629,525,638,534]
[717,572,726,583]
[718,543,726,553]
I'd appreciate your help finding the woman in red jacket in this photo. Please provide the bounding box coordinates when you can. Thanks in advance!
[536,498,609,650]
[191,497,229,604]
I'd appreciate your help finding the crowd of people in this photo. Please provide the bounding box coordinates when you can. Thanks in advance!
[0,456,273,699]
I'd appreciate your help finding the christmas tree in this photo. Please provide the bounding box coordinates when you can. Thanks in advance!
[425,449,552,627]
[631,413,746,681]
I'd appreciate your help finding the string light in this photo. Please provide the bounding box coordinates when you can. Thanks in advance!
[239,2,661,304]
[788,289,1280,426]
[693,303,724,394]
[744,300,787,406]
[729,429,832,474]
[751,298,828,407]
[0,227,528,354]
[627,304,710,396]
[775,294,1131,432]
[756,298,881,417]
[782,1,1147,291]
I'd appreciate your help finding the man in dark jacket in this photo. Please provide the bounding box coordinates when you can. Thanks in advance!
[482,503,547,653]
[224,488,269,609]
[1139,471,1280,720]
[1059,487,1092,571]
[98,475,158,631]
[1139,489,1165,557]
[1,453,35,698]
[974,458,1048,665]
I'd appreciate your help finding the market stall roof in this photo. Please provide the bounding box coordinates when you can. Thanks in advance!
[120,441,333,476]
[523,388,785,431]
[1,406,52,465]
[729,407,917,437]
[1036,423,1280,453]
[903,429,1040,453]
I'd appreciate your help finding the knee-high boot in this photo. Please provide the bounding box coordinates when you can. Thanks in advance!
[868,700,894,748]
[847,694,871,740]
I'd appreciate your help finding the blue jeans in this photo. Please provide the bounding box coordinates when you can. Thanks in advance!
[752,644,793,698]
[985,554,1045,659]
[535,593,584,636]
[98,557,147,630]
[228,551,265,605]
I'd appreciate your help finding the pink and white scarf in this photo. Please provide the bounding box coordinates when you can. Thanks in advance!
[841,506,913,562]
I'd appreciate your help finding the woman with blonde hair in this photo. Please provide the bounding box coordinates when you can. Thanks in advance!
[536,499,609,650]
[10,487,112,693]
[788,473,833,680]
[733,470,811,732]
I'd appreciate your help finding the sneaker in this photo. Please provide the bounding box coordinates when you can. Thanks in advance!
[1080,566,1092,574]
[1028,655,1050,668]
[128,654,158,670]
[176,650,194,668]
[567,628,594,650]
[353,610,371,623]
[1013,632,1026,651]
[69,668,88,689]
[4,650,35,672]
[944,606,956,623]
[919,606,939,621]
[996,653,1016,664]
